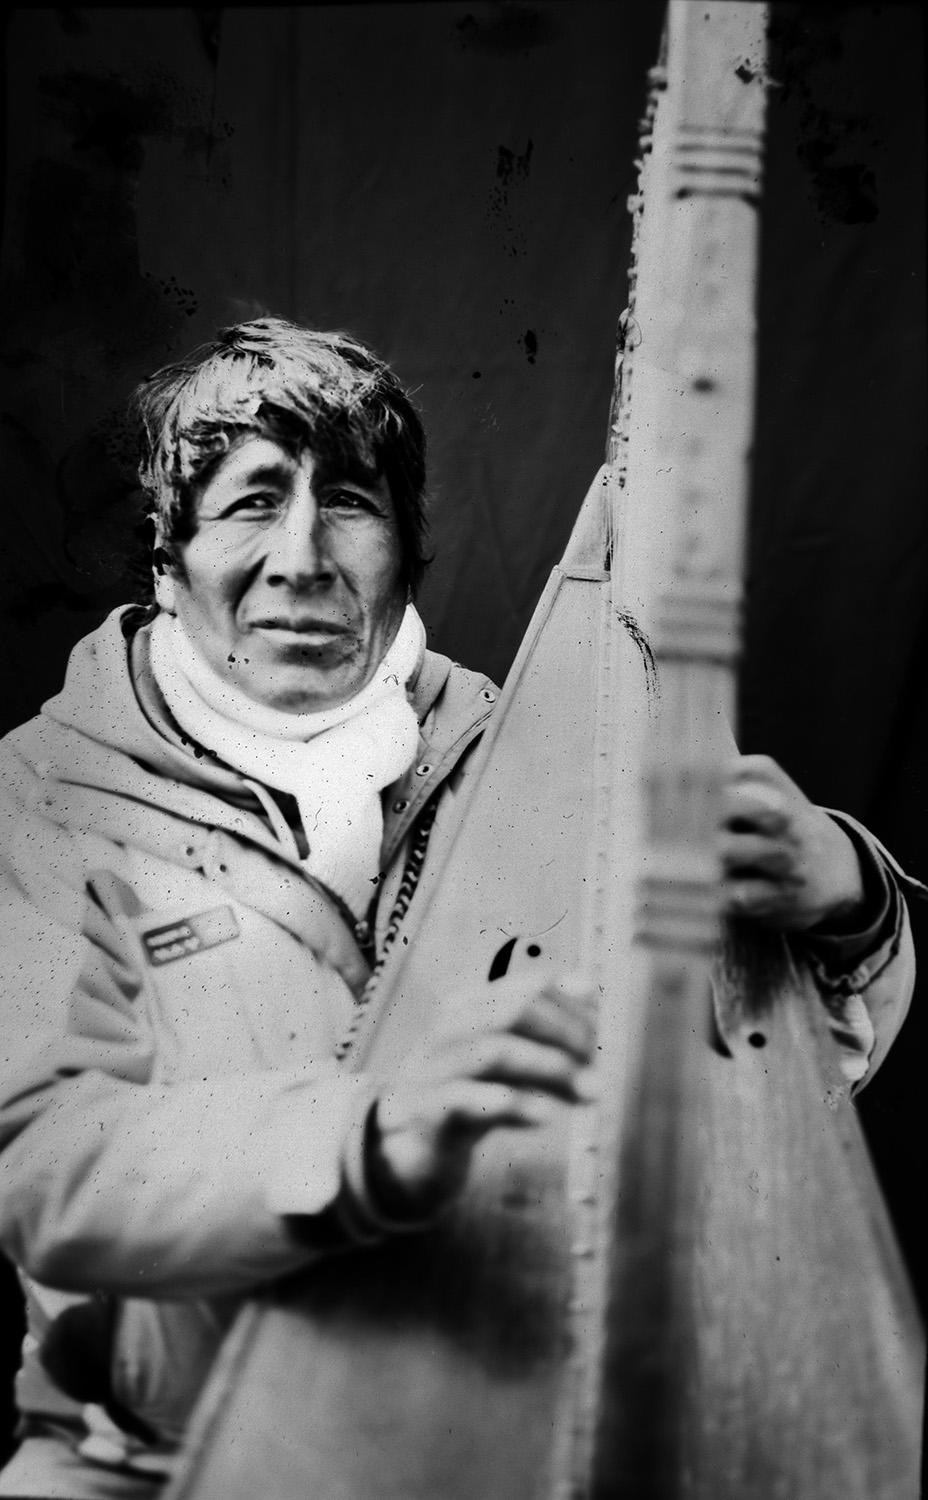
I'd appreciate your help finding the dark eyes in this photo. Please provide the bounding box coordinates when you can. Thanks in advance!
[323,489,370,512]
[219,489,378,520]
[223,493,279,518]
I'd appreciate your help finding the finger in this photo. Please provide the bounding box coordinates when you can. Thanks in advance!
[550,971,599,1006]
[370,1081,555,1210]
[434,1078,563,1133]
[377,1064,594,1178]
[508,983,597,1061]
[498,970,597,1027]
[431,1012,594,1079]
[444,1032,594,1100]
[724,878,789,918]
[440,973,596,1061]
[444,970,595,1019]
[720,782,789,835]
[718,833,795,878]
[729,754,798,792]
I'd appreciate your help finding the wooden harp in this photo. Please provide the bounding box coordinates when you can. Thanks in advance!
[168,5,925,1496]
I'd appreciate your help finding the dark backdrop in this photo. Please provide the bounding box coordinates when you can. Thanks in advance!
[1,0,925,1466]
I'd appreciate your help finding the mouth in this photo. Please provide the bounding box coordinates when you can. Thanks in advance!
[253,615,349,633]
[250,619,352,650]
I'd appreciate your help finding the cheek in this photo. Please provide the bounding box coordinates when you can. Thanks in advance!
[377,531,406,596]
[178,541,245,612]
[353,531,405,613]
[370,568,406,629]
[170,568,237,651]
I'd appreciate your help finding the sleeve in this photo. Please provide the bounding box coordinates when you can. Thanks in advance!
[0,783,389,1301]
[794,810,921,1087]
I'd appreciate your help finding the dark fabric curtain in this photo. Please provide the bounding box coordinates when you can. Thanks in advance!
[1,0,924,1464]
[744,2,927,1316]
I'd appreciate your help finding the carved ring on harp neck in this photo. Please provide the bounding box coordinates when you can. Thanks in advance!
[673,126,765,202]
[635,867,722,953]
[653,582,743,665]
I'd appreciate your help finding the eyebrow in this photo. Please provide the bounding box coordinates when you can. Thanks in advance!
[312,455,384,491]
[226,461,294,490]
[203,452,386,506]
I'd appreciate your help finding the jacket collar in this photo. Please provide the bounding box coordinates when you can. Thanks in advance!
[34,605,497,864]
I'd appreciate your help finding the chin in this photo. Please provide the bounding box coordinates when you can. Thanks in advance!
[252,671,355,714]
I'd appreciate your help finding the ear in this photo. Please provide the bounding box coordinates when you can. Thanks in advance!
[153,570,176,613]
[151,523,177,614]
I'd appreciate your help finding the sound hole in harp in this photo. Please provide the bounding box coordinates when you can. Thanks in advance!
[487,937,545,980]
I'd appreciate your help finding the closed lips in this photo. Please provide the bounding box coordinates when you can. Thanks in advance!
[253,619,346,633]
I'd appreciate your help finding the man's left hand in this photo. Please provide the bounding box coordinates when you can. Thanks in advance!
[719,755,865,933]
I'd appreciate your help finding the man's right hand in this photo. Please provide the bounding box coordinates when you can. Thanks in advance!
[364,973,597,1224]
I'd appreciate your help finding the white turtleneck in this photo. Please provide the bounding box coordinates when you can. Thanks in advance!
[149,605,425,918]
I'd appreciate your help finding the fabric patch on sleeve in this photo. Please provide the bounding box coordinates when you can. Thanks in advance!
[141,906,239,966]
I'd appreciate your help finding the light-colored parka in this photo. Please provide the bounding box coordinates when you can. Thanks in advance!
[0,606,496,1487]
[0,606,916,1493]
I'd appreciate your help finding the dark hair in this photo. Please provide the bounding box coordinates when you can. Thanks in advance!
[130,317,429,593]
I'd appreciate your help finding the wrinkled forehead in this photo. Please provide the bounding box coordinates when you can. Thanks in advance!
[201,432,388,497]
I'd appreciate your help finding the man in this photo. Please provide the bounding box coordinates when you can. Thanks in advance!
[0,318,915,1498]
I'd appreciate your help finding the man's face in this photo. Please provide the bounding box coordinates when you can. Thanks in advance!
[167,435,406,712]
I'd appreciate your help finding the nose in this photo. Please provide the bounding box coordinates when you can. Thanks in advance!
[263,483,334,590]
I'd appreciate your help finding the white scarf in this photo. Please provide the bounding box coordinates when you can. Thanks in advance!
[149,605,425,918]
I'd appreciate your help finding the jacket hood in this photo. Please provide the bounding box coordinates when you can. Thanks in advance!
[18,610,495,861]
[37,606,458,792]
